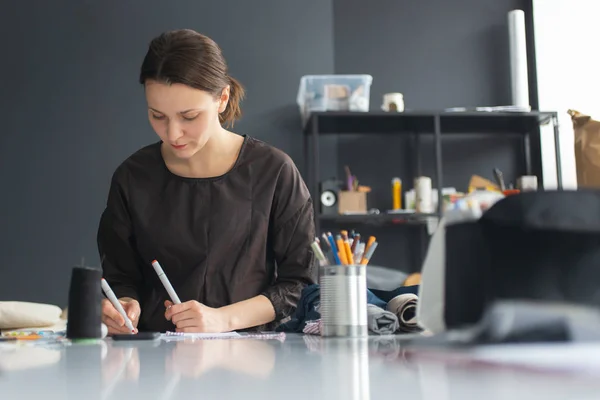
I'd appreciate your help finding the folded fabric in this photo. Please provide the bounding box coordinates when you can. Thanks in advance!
[0,301,63,330]
[303,319,321,335]
[276,285,321,333]
[367,304,399,335]
[386,294,422,333]
[1,319,67,335]
[366,265,408,290]
[369,285,420,303]
[366,290,387,309]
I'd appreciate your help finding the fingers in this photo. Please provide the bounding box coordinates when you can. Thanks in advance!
[175,326,201,333]
[170,310,198,325]
[103,316,133,334]
[172,318,198,329]
[165,300,196,320]
[122,301,141,324]
[102,299,125,327]
[102,299,142,334]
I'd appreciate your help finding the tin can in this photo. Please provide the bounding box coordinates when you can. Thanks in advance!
[319,264,368,337]
[414,176,433,213]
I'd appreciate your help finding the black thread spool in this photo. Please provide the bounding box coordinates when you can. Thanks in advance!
[66,266,102,339]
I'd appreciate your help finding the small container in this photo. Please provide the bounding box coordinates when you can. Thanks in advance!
[415,176,433,213]
[392,177,402,210]
[517,175,538,191]
[297,75,373,126]
[319,264,368,337]
[338,190,367,214]
[382,92,405,112]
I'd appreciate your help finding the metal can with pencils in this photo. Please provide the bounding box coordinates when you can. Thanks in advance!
[414,176,433,213]
[319,264,368,337]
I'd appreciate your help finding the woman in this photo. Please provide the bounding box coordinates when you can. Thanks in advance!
[98,29,316,334]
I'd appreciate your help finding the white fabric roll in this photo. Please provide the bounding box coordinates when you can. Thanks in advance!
[508,9,530,108]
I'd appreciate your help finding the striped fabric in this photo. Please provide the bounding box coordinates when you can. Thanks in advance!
[302,319,321,335]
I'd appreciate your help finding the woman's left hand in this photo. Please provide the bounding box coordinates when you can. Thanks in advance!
[164,300,231,333]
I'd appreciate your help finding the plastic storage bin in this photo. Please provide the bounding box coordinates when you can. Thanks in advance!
[297,74,373,126]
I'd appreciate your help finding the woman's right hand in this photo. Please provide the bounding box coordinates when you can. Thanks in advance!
[101,297,141,334]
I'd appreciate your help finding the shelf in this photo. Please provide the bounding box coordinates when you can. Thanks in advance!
[318,212,438,226]
[303,111,556,135]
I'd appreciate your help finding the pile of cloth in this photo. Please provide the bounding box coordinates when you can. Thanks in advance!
[276,283,422,336]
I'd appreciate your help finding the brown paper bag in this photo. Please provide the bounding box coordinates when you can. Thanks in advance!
[570,109,600,188]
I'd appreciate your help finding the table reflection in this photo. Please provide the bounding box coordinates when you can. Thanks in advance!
[165,338,276,379]
[0,345,62,371]
[101,343,141,399]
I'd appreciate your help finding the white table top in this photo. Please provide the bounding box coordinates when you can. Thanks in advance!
[1,333,599,400]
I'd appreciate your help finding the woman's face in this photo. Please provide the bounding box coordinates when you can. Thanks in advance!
[144,80,229,159]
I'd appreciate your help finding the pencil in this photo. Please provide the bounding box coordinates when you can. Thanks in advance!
[360,241,378,265]
[336,235,348,265]
[344,240,354,265]
[362,236,376,262]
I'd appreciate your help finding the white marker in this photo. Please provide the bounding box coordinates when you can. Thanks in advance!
[101,278,135,333]
[151,259,181,304]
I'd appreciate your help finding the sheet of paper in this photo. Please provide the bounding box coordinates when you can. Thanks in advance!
[162,331,241,340]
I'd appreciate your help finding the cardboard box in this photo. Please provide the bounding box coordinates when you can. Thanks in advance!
[338,191,367,214]
[571,109,600,188]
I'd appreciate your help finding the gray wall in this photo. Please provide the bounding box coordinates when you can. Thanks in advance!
[0,0,535,305]
[328,0,533,271]
[0,1,334,306]
[334,0,528,110]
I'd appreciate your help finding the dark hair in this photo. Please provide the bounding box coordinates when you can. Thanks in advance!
[139,29,245,128]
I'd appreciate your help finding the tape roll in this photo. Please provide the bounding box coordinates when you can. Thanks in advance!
[321,190,337,207]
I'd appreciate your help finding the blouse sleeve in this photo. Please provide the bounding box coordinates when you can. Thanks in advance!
[261,159,317,321]
[97,168,143,301]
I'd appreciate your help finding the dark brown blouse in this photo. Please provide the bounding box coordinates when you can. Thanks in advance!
[97,135,316,332]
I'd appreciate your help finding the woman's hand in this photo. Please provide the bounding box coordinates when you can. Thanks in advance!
[101,297,140,334]
[164,300,231,333]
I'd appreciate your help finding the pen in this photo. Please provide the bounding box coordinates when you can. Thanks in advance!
[354,242,365,262]
[101,278,135,333]
[351,233,360,253]
[151,260,182,304]
[311,240,328,266]
[320,234,335,265]
[326,233,341,265]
